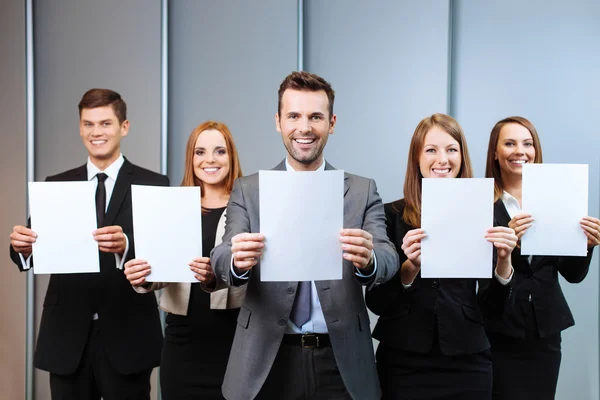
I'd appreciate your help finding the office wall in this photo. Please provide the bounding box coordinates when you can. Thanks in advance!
[0,0,27,398]
[33,0,163,398]
[168,0,298,182]
[452,1,600,398]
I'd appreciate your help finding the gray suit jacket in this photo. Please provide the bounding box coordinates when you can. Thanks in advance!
[211,160,399,400]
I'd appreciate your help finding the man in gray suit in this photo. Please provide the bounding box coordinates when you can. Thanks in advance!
[211,71,399,400]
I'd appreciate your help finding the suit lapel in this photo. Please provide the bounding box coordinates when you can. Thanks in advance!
[324,161,350,196]
[72,164,87,181]
[494,199,511,228]
[104,159,134,226]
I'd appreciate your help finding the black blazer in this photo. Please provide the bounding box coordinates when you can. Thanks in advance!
[9,159,169,375]
[479,200,593,339]
[366,199,512,356]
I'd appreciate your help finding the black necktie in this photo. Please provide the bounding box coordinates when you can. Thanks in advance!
[95,173,108,228]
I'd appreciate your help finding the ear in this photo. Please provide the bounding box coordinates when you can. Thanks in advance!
[120,120,130,138]
[275,112,281,133]
[494,151,498,160]
[328,114,337,135]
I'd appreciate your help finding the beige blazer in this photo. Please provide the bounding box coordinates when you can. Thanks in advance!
[134,210,246,315]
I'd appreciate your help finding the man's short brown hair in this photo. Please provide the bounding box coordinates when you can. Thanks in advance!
[78,89,127,123]
[278,71,335,118]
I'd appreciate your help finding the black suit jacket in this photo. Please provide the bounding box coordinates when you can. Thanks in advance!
[366,199,512,356]
[9,159,169,375]
[478,200,594,339]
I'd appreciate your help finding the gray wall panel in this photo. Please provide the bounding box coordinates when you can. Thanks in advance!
[305,0,451,203]
[33,1,163,397]
[0,0,27,398]
[452,1,600,398]
[168,0,298,182]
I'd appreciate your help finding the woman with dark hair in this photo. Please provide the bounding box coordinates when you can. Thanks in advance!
[481,116,600,400]
[124,121,244,399]
[366,113,517,400]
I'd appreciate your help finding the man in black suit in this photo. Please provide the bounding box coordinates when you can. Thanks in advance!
[9,89,168,400]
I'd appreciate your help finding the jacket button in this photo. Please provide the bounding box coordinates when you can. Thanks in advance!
[432,280,439,289]
[278,318,287,326]
[287,287,295,294]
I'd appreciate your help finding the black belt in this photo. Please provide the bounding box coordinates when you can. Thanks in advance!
[282,333,331,348]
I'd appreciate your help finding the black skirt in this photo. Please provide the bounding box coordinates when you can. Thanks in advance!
[488,332,562,400]
[376,342,492,400]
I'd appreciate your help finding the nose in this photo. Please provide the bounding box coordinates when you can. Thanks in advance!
[437,152,449,165]
[298,117,311,134]
[515,144,525,154]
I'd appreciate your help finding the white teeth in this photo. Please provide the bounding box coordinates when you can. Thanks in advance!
[203,168,218,172]
[433,168,450,174]
[510,160,526,164]
[91,140,106,145]
[295,139,314,144]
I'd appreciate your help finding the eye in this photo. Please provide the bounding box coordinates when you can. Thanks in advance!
[217,149,227,155]
[288,114,298,120]
[195,150,204,156]
[425,148,435,153]
[524,142,533,147]
[311,115,323,121]
[448,148,459,153]
[504,142,514,147]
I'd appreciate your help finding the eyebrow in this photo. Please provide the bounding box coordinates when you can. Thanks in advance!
[194,146,226,150]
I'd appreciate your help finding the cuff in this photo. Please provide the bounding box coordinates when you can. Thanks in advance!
[231,255,250,279]
[494,266,514,285]
[19,253,32,271]
[355,250,377,278]
[115,234,130,270]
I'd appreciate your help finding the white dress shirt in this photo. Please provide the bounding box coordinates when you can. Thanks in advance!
[502,190,532,265]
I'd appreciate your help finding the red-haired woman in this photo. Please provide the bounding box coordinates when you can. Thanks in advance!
[124,121,244,399]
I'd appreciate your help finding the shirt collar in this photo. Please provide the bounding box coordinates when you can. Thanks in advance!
[285,158,326,172]
[501,190,521,208]
[87,154,125,181]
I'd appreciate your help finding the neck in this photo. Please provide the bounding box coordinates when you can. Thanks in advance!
[502,173,523,203]
[90,153,119,171]
[201,184,229,208]
[288,156,323,172]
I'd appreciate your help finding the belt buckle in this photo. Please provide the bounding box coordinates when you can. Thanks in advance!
[301,333,319,349]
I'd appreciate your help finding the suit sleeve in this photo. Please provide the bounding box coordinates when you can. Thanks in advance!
[365,204,404,316]
[556,247,594,283]
[210,178,251,288]
[477,221,513,319]
[359,180,399,290]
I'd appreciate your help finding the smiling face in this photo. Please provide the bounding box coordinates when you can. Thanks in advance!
[275,89,336,171]
[495,123,535,178]
[80,106,128,169]
[193,129,230,189]
[419,126,462,179]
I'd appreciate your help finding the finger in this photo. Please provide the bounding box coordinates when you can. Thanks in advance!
[233,250,262,260]
[485,231,519,241]
[580,220,600,233]
[581,216,600,224]
[11,231,38,242]
[342,252,370,268]
[14,226,37,237]
[11,239,35,248]
[131,277,147,286]
[93,226,122,235]
[339,235,374,250]
[233,260,257,270]
[191,257,210,264]
[188,261,212,272]
[125,259,148,268]
[94,232,124,242]
[232,241,264,252]
[404,241,421,254]
[403,233,427,247]
[513,217,535,227]
[340,229,373,240]
[126,269,151,283]
[341,243,371,258]
[231,233,265,244]
[125,263,151,274]
[191,267,212,277]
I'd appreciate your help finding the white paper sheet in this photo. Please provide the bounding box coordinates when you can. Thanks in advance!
[259,170,344,281]
[29,181,100,274]
[421,178,494,278]
[521,163,588,256]
[132,185,202,283]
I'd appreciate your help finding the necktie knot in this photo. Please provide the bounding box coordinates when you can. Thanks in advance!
[96,172,108,183]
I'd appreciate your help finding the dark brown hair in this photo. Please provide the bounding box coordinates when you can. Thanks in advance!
[402,113,473,228]
[278,71,335,118]
[78,88,127,123]
[485,116,543,200]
